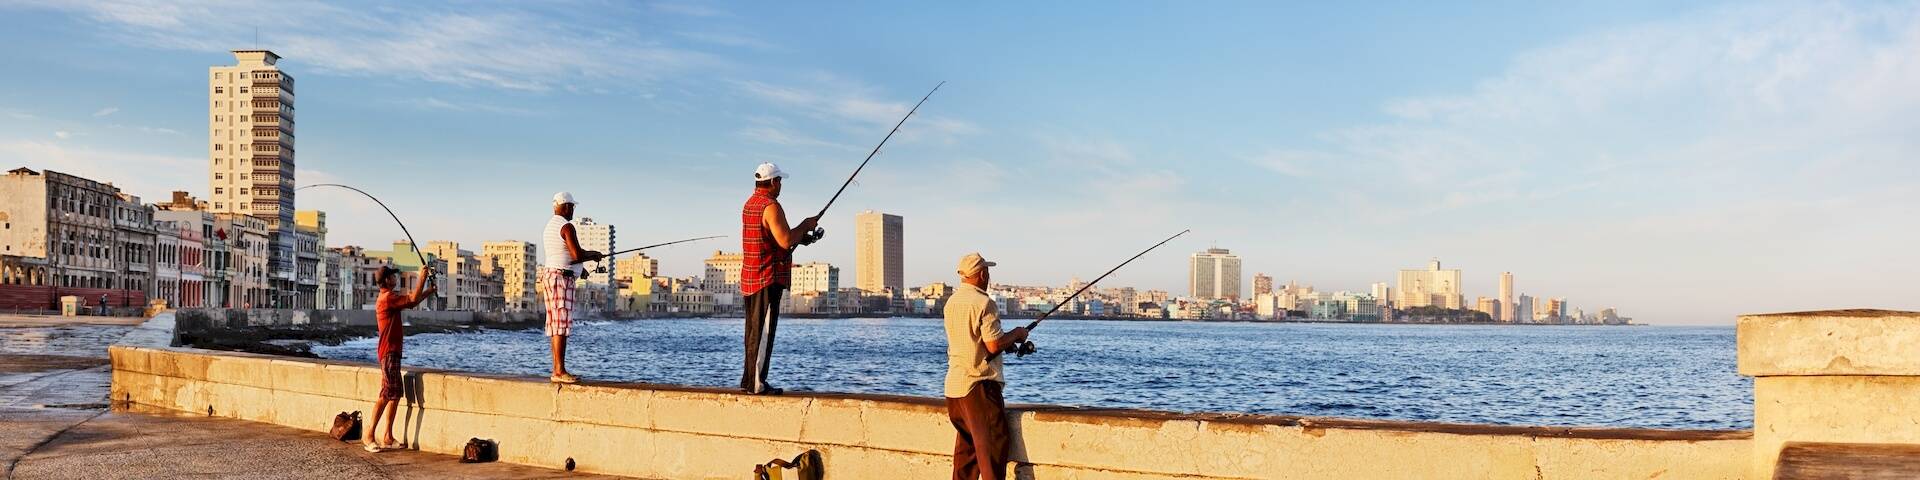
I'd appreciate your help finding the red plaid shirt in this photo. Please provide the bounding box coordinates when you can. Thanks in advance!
[741,187,790,295]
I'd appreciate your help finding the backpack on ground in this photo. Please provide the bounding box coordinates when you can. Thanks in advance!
[461,438,499,463]
[329,411,361,441]
[754,450,823,480]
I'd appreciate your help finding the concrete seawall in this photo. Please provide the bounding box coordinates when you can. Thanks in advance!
[108,345,1749,479]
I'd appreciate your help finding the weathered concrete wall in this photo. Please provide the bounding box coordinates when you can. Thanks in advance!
[1738,309,1920,478]
[110,345,1749,479]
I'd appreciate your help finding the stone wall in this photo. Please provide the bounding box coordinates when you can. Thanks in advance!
[1738,309,1920,478]
[110,345,1750,479]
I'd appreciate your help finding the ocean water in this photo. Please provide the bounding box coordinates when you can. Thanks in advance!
[312,318,1750,430]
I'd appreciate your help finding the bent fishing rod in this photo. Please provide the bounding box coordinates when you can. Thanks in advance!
[601,235,727,257]
[295,183,434,286]
[798,81,945,246]
[1003,229,1190,358]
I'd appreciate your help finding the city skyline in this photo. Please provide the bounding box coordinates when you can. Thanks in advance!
[3,2,1918,324]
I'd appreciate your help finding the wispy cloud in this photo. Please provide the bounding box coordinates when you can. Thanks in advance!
[674,30,771,49]
[734,78,982,143]
[737,126,854,150]
[650,2,726,18]
[398,97,536,115]
[0,139,200,199]
[2,0,729,92]
[92,107,117,117]
[52,131,70,139]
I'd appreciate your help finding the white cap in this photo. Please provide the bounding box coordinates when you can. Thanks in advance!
[754,162,789,182]
[553,191,576,205]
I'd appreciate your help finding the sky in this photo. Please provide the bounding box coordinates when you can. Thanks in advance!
[1,1,1916,325]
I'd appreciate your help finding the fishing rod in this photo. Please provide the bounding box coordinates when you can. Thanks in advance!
[601,235,727,258]
[295,183,434,286]
[797,81,945,246]
[1003,229,1190,358]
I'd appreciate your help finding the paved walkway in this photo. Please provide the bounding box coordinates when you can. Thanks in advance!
[0,314,625,479]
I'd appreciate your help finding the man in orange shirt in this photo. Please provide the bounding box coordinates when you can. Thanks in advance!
[365,265,436,452]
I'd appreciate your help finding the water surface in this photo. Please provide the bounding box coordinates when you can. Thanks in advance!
[314,318,1750,430]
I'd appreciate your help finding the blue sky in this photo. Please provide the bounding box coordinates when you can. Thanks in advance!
[2,1,1917,324]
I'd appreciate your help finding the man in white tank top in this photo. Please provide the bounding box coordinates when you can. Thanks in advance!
[541,192,602,383]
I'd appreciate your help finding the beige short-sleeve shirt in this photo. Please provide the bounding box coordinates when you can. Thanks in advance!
[943,283,1005,398]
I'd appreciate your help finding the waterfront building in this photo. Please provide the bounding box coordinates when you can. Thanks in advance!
[790,261,839,313]
[481,240,537,311]
[1498,272,1515,323]
[1252,273,1273,296]
[1188,248,1243,301]
[292,211,326,309]
[217,213,270,307]
[1515,294,1535,324]
[363,241,447,309]
[208,50,298,301]
[854,210,904,294]
[1370,282,1390,308]
[703,251,742,312]
[1544,298,1568,324]
[112,193,156,307]
[0,168,137,310]
[1475,297,1501,321]
[152,222,182,308]
[1342,293,1381,321]
[1253,293,1283,320]
[1396,259,1463,309]
[336,246,391,309]
[425,241,491,311]
[613,253,658,281]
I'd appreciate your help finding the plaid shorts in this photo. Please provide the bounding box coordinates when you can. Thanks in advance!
[378,353,403,401]
[541,268,575,337]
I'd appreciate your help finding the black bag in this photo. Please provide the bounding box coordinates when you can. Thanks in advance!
[461,438,498,463]
[329,411,361,441]
[754,450,823,480]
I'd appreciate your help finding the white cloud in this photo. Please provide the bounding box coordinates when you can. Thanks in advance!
[650,2,725,17]
[2,0,728,92]
[92,107,118,117]
[52,131,70,139]
[736,126,854,150]
[398,97,535,115]
[733,79,981,143]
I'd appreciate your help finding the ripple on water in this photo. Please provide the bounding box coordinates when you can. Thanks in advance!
[311,318,1752,430]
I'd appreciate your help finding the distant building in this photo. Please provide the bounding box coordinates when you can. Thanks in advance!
[1475,297,1501,321]
[1252,273,1273,297]
[703,250,742,311]
[1188,248,1242,301]
[1396,259,1462,309]
[855,210,904,294]
[791,261,839,313]
[1370,282,1390,308]
[1498,272,1514,323]
[613,253,658,282]
[481,240,537,311]
[1515,294,1535,324]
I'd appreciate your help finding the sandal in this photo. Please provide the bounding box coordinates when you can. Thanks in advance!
[363,441,384,453]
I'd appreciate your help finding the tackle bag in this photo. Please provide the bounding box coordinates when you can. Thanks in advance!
[461,438,499,463]
[329,411,362,441]
[753,449,823,480]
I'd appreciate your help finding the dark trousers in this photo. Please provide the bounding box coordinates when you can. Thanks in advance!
[947,381,1010,480]
[741,284,786,393]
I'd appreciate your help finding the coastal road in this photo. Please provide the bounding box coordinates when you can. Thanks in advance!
[0,313,630,479]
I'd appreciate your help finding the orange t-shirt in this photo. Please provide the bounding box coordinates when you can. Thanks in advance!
[375,290,407,360]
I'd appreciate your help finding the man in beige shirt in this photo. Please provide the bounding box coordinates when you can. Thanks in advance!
[943,252,1028,480]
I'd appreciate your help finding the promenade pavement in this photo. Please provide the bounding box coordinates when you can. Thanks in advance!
[0,313,625,479]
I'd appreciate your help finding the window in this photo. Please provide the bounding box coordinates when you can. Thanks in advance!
[239,144,248,151]
[241,115,249,122]
[214,188,223,195]
[239,87,248,94]
[215,202,223,209]
[214,144,222,151]
[215,87,224,94]
[215,73,222,79]
[215,115,222,122]
[239,174,248,180]
[239,188,248,195]
[215,173,223,180]
[215,101,222,107]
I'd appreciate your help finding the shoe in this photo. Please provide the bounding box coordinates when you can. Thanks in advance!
[550,373,580,384]
[751,386,783,395]
[363,441,384,453]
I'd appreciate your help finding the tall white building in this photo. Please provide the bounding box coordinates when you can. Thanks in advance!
[1498,272,1514,323]
[1396,259,1463,309]
[855,210,903,294]
[1370,282,1391,307]
[209,50,297,297]
[1515,294,1536,324]
[482,240,537,311]
[574,217,615,285]
[1188,248,1242,301]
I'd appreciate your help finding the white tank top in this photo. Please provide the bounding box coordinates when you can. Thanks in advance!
[542,215,580,275]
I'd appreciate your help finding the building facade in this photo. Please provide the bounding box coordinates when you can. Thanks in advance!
[1396,259,1463,310]
[0,168,149,310]
[1498,272,1514,323]
[854,210,904,295]
[1188,248,1243,301]
[481,240,537,311]
[208,50,298,304]
[703,251,742,312]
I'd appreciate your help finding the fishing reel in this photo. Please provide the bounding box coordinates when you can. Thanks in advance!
[1011,340,1037,357]
[798,227,826,246]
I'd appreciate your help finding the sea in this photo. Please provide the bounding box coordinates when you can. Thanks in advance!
[312,318,1750,431]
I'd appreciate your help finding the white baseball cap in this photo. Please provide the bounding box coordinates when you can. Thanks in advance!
[754,162,789,182]
[553,191,576,205]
